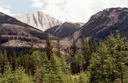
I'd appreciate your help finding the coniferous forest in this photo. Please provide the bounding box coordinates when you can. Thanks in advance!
[0,31,127,83]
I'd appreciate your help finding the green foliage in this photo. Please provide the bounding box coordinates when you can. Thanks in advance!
[70,37,78,57]
[90,42,113,83]
[0,31,127,83]
[45,35,53,60]
[79,72,90,83]
[0,65,33,83]
[47,54,63,83]
[56,39,61,57]
[81,37,92,71]
[60,56,70,74]
[90,31,128,83]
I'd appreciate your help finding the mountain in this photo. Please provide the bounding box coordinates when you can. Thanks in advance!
[0,12,51,48]
[68,7,128,41]
[14,11,62,31]
[45,22,84,38]
[1,7,128,49]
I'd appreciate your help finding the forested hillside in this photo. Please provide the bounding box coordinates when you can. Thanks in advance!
[0,31,127,83]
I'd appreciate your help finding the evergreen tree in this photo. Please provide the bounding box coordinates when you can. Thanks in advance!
[3,49,9,66]
[31,51,43,69]
[45,35,53,60]
[11,50,17,70]
[70,38,80,74]
[105,31,128,83]
[42,54,63,83]
[34,68,42,83]
[0,65,33,83]
[90,41,119,83]
[60,56,70,74]
[29,40,35,55]
[90,31,128,83]
[81,37,91,71]
[79,72,90,83]
[70,38,78,57]
[0,50,4,73]
[89,40,98,53]
[56,39,61,57]
[49,54,63,83]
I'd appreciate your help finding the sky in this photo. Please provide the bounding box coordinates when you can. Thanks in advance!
[0,0,128,22]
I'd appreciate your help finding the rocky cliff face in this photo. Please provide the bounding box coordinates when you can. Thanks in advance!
[14,11,62,31]
[70,7,128,40]
[45,22,84,38]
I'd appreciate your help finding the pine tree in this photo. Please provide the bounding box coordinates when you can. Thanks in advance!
[90,42,114,83]
[45,35,53,60]
[11,50,17,70]
[70,38,80,74]
[79,72,90,83]
[81,37,91,71]
[89,40,98,53]
[46,54,63,83]
[56,39,61,57]
[105,31,128,83]
[3,49,9,66]
[34,68,42,83]
[0,65,33,83]
[70,38,78,57]
[90,31,128,83]
[0,50,4,73]
[60,56,70,74]
[29,40,35,54]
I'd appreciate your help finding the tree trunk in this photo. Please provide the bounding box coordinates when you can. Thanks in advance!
[120,71,124,83]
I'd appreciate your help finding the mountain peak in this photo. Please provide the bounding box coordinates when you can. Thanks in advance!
[91,7,128,19]
[69,7,128,40]
[14,11,62,31]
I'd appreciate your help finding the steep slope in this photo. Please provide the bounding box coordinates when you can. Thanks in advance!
[70,7,128,40]
[0,12,51,47]
[14,11,62,31]
[45,22,84,38]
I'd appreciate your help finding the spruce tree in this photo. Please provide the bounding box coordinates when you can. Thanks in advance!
[0,50,4,73]
[70,38,80,74]
[56,39,61,57]
[47,54,63,83]
[70,38,78,57]
[45,35,53,60]
[11,50,17,70]
[81,37,91,71]
[90,42,112,83]
[3,49,9,66]
[34,68,42,83]
[29,40,35,54]
[105,31,128,83]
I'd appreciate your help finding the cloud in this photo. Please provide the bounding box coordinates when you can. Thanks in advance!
[0,6,11,15]
[32,0,44,8]
[42,0,128,22]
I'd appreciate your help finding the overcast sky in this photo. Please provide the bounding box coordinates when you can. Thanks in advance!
[0,0,128,22]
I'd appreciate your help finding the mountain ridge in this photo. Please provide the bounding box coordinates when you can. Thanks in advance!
[14,11,62,31]
[45,22,84,38]
[68,7,128,41]
[0,12,53,48]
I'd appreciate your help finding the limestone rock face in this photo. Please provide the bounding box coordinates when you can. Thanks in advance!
[14,11,62,31]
